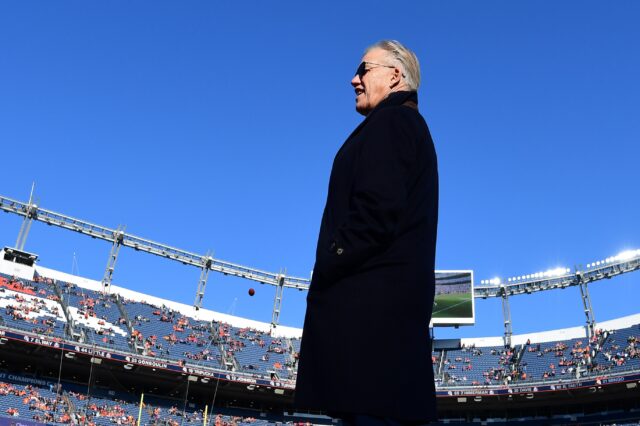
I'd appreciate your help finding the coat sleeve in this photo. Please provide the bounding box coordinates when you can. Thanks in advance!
[315,107,419,284]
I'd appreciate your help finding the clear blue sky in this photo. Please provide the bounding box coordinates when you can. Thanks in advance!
[1,1,638,340]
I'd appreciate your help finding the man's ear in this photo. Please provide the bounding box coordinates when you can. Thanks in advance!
[390,67,402,88]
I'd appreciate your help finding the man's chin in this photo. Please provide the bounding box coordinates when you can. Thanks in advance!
[355,102,370,116]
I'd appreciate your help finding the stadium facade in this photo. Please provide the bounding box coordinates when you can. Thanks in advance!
[2,251,640,425]
[1,194,640,425]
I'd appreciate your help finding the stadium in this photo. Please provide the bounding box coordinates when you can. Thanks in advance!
[1,3,638,425]
[0,193,639,426]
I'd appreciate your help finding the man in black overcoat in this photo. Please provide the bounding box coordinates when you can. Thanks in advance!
[294,40,439,424]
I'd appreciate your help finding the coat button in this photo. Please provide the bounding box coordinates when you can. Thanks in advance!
[336,248,344,255]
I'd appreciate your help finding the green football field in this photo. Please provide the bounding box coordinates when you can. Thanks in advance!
[432,292,473,318]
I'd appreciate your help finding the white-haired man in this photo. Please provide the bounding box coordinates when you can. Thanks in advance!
[295,40,439,425]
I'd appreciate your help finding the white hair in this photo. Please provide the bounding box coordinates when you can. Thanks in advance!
[365,40,421,91]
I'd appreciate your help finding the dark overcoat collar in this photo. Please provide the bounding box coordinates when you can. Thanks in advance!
[339,91,419,156]
[354,90,418,132]
[372,90,418,113]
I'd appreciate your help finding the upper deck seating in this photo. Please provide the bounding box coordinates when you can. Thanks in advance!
[221,325,289,376]
[0,274,67,340]
[123,299,223,369]
[519,337,592,382]
[1,272,59,299]
[442,345,514,386]
[593,325,640,374]
[58,281,131,351]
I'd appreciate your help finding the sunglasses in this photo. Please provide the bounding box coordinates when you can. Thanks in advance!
[355,61,397,78]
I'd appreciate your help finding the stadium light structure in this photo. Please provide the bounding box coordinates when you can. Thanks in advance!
[2,191,639,330]
[503,267,571,285]
[477,250,640,339]
[0,193,311,290]
[500,285,513,347]
[13,183,37,253]
[476,249,639,299]
[0,192,310,328]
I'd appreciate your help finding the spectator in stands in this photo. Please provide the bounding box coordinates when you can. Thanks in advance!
[296,40,438,424]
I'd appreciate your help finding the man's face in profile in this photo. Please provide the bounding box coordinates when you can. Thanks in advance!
[351,47,397,116]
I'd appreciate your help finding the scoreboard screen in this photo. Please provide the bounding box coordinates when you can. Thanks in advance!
[431,270,475,326]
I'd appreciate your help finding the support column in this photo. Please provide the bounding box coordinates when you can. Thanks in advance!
[501,286,513,348]
[271,271,286,331]
[578,279,596,339]
[101,226,125,294]
[194,253,213,310]
[15,183,37,251]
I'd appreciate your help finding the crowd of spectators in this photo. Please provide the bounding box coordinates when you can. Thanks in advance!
[3,291,62,336]
[80,399,136,425]
[593,329,640,372]
[11,273,637,391]
[221,326,292,372]
[131,304,220,363]
[436,329,640,386]
[2,273,300,379]
[0,276,36,296]
[0,381,71,423]
[60,281,131,349]
[435,283,469,296]
[2,274,62,300]
[0,378,283,425]
[440,344,520,386]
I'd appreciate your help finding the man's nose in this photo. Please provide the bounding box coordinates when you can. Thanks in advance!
[351,74,361,87]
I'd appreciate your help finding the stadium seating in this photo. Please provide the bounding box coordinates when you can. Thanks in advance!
[123,298,224,369]
[517,337,586,382]
[0,273,67,340]
[0,373,276,425]
[0,379,71,424]
[593,325,640,374]
[58,281,131,352]
[227,326,289,376]
[2,271,640,393]
[441,345,515,386]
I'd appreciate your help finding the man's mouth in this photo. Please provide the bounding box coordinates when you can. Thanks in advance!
[355,88,365,97]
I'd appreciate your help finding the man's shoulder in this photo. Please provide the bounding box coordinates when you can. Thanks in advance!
[374,103,420,118]
[364,105,428,143]
[369,103,425,128]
